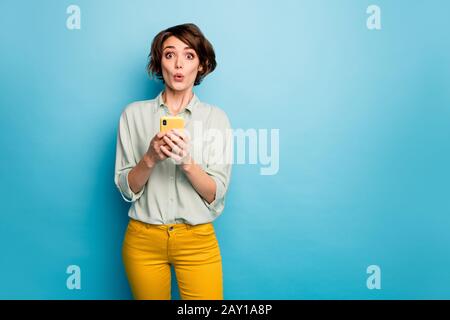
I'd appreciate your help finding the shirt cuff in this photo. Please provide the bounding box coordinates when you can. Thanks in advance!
[204,175,226,215]
[117,168,145,203]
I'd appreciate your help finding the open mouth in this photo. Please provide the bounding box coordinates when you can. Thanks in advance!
[174,74,184,82]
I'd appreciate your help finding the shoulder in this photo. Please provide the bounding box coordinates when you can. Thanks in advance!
[119,98,156,122]
[197,101,231,127]
[122,98,155,115]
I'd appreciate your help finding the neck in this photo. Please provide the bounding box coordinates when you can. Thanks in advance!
[162,87,194,116]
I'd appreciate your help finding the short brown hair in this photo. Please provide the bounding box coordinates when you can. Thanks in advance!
[147,23,217,86]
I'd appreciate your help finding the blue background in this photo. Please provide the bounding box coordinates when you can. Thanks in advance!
[0,0,449,299]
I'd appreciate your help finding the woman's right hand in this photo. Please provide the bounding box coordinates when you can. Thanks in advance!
[145,132,169,166]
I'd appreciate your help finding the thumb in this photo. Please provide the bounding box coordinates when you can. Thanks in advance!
[157,131,166,139]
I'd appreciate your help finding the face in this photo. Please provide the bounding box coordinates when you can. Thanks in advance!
[161,36,203,92]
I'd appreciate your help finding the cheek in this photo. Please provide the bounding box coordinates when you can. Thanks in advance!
[160,62,172,81]
[161,61,170,73]
[187,63,200,78]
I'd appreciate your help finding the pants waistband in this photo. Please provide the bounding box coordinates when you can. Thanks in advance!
[129,218,211,231]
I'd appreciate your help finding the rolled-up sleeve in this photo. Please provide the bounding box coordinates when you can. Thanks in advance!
[114,111,145,203]
[203,108,233,216]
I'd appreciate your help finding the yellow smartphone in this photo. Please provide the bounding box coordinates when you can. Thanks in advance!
[160,116,185,133]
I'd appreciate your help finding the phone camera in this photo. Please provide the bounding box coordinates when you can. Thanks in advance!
[163,120,167,126]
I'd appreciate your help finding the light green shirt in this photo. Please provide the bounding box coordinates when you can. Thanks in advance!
[114,91,232,225]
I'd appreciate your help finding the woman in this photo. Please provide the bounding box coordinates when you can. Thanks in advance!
[114,23,232,300]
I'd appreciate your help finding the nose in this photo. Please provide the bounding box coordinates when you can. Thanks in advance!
[175,56,183,69]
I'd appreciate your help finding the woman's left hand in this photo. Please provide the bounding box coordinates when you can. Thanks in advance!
[160,129,192,166]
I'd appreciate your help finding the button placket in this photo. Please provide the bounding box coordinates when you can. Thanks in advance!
[167,165,176,223]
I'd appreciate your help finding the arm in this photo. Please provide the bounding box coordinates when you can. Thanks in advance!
[127,154,156,194]
[128,130,171,194]
[160,131,217,204]
[161,110,232,212]
[114,112,146,203]
[180,160,217,204]
[114,111,168,202]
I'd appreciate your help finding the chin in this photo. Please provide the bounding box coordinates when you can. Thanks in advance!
[168,81,192,92]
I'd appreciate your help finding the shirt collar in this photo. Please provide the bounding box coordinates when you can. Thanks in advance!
[154,90,199,114]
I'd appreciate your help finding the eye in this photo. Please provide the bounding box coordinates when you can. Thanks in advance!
[165,52,174,59]
[186,53,195,60]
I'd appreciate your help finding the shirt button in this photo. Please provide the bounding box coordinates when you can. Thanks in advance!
[169,226,174,231]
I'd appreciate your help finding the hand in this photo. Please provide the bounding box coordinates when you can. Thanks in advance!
[145,131,170,166]
[160,129,192,166]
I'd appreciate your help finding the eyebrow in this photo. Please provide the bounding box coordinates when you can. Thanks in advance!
[163,46,194,51]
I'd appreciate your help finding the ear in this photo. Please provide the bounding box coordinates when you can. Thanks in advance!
[198,64,204,72]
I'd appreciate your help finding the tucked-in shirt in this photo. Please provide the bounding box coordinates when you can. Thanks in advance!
[114,90,232,225]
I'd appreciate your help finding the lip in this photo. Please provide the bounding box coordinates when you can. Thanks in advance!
[173,73,184,82]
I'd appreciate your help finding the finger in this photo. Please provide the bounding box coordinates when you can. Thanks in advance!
[156,139,170,148]
[154,142,170,156]
[163,135,177,150]
[161,144,180,158]
[172,132,189,150]
[166,131,181,143]
[171,129,187,141]
[161,145,182,162]
[156,145,168,157]
[168,132,189,150]
[174,138,187,151]
[168,137,188,156]
[157,131,166,139]
[173,144,182,156]
[160,145,173,157]
[164,135,186,155]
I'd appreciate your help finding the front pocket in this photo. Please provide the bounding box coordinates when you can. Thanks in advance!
[190,223,215,238]
[127,219,144,234]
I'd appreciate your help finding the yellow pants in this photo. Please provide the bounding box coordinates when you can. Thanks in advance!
[122,218,223,300]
